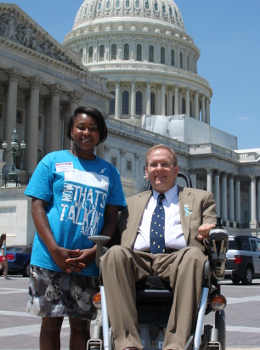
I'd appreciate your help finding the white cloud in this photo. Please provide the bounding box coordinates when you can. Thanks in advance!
[238,116,249,121]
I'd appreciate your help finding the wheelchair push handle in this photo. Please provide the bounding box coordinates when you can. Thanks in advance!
[88,235,111,267]
[208,218,229,280]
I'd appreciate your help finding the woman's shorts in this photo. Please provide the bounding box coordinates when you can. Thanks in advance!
[26,265,99,320]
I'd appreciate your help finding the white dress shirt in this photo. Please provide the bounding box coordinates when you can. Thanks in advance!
[133,185,186,251]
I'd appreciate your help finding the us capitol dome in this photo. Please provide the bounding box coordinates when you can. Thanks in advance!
[64,0,213,125]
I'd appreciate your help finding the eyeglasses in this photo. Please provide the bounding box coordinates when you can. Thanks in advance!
[148,162,174,170]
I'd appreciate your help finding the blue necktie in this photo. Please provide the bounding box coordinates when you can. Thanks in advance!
[150,193,166,254]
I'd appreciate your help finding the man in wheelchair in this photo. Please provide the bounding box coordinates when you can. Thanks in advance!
[100,144,220,350]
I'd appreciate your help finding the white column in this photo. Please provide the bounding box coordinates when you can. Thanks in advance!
[257,178,260,223]
[206,167,212,193]
[49,84,61,152]
[64,91,82,150]
[215,171,220,217]
[250,174,257,229]
[194,90,199,120]
[161,84,165,116]
[156,86,160,115]
[62,102,71,151]
[178,90,182,114]
[69,91,82,115]
[44,97,52,156]
[185,87,190,116]
[115,82,120,119]
[201,94,206,123]
[229,175,235,223]
[146,83,151,115]
[221,173,228,223]
[235,176,241,223]
[3,69,19,168]
[130,82,135,118]
[26,77,42,173]
[206,98,210,124]
[168,88,173,115]
[174,85,179,115]
[22,88,29,158]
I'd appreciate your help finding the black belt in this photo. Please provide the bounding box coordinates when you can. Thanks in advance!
[142,248,178,254]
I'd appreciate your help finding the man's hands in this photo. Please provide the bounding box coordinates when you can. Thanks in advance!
[197,223,215,241]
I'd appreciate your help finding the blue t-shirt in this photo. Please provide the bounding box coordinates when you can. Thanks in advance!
[24,150,126,276]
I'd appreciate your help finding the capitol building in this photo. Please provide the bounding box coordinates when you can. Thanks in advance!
[0,1,260,245]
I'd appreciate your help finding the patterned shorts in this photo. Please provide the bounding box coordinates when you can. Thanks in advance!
[26,265,99,320]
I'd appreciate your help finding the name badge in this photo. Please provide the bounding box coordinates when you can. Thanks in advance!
[55,162,73,173]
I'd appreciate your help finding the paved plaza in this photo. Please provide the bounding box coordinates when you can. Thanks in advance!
[0,276,260,349]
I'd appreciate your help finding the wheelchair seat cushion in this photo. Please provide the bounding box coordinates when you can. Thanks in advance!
[136,275,171,290]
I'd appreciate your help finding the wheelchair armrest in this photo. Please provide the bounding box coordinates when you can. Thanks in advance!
[88,235,111,267]
[208,224,229,279]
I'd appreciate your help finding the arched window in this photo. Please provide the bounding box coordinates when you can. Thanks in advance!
[149,45,154,62]
[124,44,129,60]
[135,0,140,8]
[106,1,110,9]
[115,0,120,8]
[136,91,142,114]
[97,1,102,10]
[171,49,175,66]
[125,0,130,7]
[137,44,142,61]
[89,46,93,62]
[161,47,165,64]
[145,0,149,9]
[109,91,115,115]
[122,91,129,115]
[187,56,190,71]
[154,2,158,11]
[151,92,155,114]
[111,44,116,60]
[180,52,183,68]
[99,45,104,61]
[162,4,166,13]
[169,7,172,16]
[84,6,88,14]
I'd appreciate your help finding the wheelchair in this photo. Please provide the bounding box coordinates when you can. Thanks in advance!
[87,173,229,350]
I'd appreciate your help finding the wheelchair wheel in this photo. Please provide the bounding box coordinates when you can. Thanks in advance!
[215,310,226,350]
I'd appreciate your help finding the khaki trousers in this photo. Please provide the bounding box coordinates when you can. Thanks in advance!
[101,246,206,350]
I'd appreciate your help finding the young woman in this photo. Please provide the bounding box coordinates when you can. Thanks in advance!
[24,106,126,350]
[0,234,9,280]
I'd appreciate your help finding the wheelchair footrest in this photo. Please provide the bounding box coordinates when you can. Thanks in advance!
[87,339,103,350]
[205,341,221,350]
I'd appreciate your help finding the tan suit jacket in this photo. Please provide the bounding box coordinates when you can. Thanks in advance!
[119,185,217,253]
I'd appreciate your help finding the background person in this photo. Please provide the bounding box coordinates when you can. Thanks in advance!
[24,106,126,350]
[101,144,217,350]
[0,234,10,280]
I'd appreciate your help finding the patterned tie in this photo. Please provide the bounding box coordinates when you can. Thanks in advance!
[150,193,166,254]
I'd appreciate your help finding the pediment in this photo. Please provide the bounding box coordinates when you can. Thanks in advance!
[0,3,83,71]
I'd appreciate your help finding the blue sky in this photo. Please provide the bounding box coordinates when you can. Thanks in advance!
[4,0,260,150]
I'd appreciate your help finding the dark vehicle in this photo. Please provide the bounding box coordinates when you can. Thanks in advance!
[0,245,32,277]
[225,235,260,284]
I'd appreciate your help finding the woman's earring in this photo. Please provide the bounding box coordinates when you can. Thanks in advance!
[70,138,74,152]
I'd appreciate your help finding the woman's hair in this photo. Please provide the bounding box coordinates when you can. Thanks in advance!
[0,234,6,246]
[145,144,178,167]
[66,106,107,145]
